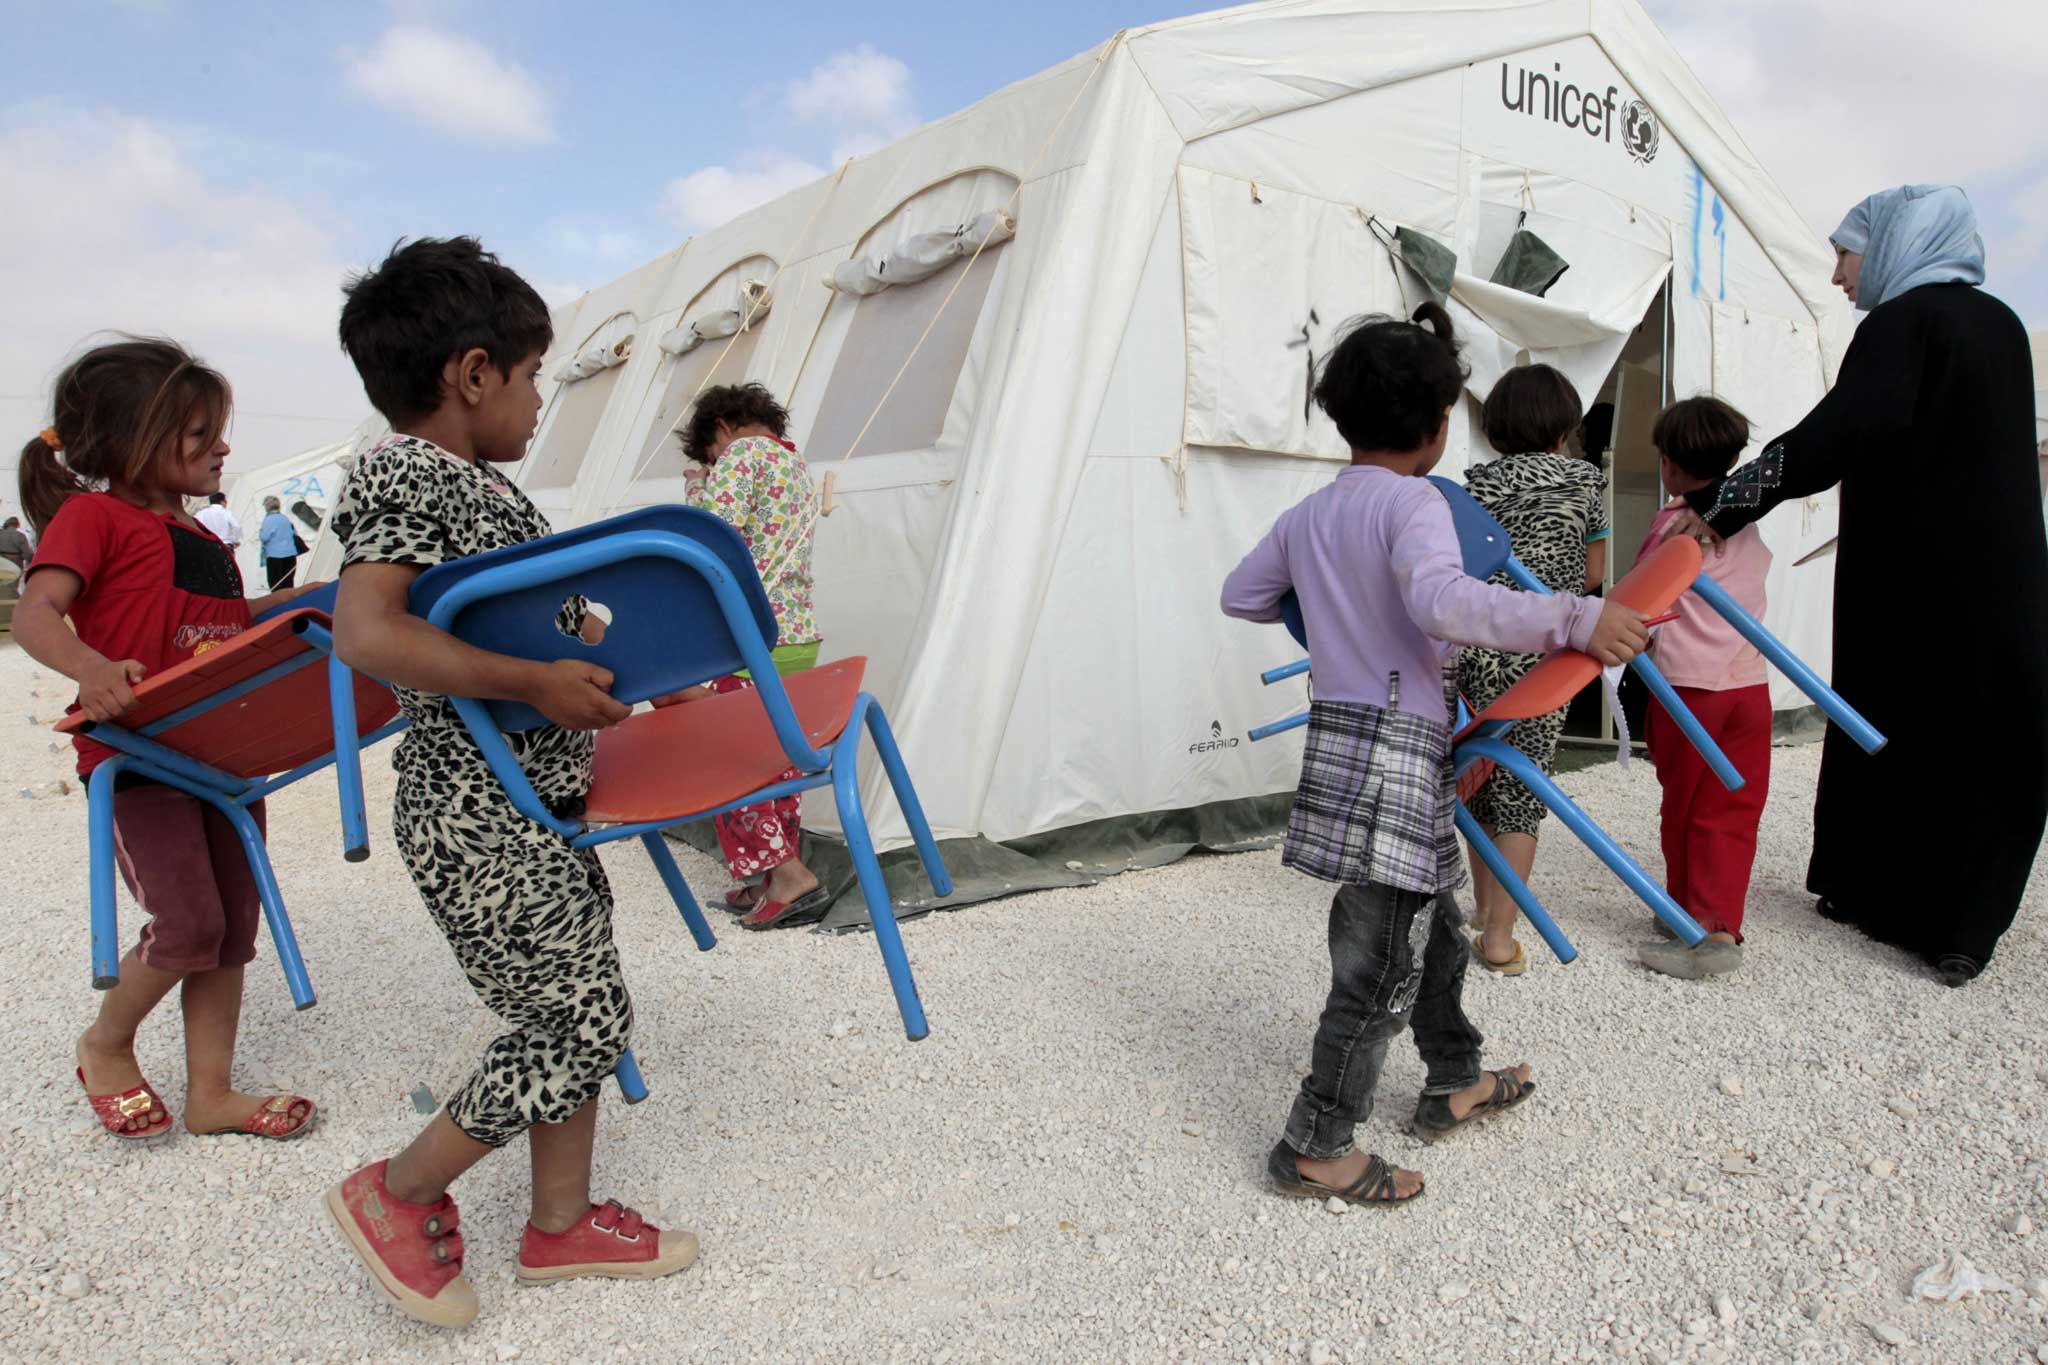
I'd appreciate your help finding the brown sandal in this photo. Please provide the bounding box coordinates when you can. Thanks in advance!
[1412,1068,1534,1142]
[1264,1142,1424,1207]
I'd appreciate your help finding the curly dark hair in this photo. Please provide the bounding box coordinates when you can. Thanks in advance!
[1311,303,1467,454]
[1482,363,1583,456]
[338,237,553,424]
[680,383,791,465]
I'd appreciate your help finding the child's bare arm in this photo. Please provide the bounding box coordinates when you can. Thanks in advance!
[334,563,632,731]
[12,569,147,720]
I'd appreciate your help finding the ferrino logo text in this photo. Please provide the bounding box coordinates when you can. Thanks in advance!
[1189,719,1241,755]
[1498,61,1660,165]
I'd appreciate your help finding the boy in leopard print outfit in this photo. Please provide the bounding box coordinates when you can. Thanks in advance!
[320,238,697,1329]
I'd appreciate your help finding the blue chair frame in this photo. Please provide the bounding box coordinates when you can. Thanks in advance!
[1250,476,1886,963]
[77,615,409,1008]
[406,506,952,1041]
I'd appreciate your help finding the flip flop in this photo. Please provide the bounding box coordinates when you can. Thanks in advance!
[77,1066,174,1140]
[193,1094,317,1140]
[738,885,832,931]
[722,885,761,913]
[1264,1142,1423,1207]
[1471,934,1527,976]
[1412,1068,1535,1143]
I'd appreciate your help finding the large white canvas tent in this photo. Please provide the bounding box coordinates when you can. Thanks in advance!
[305,0,1853,912]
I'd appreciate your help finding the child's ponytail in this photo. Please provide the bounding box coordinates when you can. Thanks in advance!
[1410,300,1458,350]
[17,337,230,537]
[18,430,90,538]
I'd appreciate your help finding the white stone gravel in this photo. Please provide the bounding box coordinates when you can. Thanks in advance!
[1,636,2045,1363]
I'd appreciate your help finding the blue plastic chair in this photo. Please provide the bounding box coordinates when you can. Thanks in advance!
[58,608,407,1008]
[406,505,952,1041]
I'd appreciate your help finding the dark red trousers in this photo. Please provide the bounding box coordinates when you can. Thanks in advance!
[1646,684,1772,940]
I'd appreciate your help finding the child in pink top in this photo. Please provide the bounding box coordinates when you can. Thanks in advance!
[1636,397,1774,979]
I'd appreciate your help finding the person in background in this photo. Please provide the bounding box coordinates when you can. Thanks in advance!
[0,515,31,586]
[1663,184,2046,987]
[259,495,301,589]
[1635,398,1771,980]
[1457,364,1609,975]
[657,382,828,931]
[195,491,241,547]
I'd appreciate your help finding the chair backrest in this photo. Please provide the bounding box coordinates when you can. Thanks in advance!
[1425,476,1514,581]
[1274,476,1516,653]
[408,506,780,734]
[1456,536,1703,736]
[55,609,399,778]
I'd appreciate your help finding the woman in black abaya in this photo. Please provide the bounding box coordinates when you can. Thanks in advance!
[1666,185,2046,986]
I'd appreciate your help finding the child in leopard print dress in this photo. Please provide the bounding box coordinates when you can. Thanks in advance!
[320,239,697,1330]
[1457,364,1610,975]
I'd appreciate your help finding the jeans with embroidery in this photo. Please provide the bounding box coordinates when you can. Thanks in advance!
[1283,882,1484,1160]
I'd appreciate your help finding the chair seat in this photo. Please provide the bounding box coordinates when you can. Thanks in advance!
[1455,537,1703,741]
[584,658,867,826]
[56,609,400,779]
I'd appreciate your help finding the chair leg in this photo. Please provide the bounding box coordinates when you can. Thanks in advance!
[613,1048,648,1104]
[1459,736,1706,946]
[1454,798,1578,965]
[1628,654,1744,793]
[834,708,929,1041]
[640,832,716,952]
[208,794,318,1009]
[87,759,126,990]
[327,654,372,863]
[862,699,953,899]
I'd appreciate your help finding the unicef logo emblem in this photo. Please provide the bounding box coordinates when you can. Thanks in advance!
[1620,99,1660,164]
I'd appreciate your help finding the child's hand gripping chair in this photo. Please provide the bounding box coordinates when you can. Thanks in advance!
[58,605,405,1007]
[405,505,953,1044]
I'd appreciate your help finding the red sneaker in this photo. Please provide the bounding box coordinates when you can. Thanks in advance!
[515,1200,699,1285]
[324,1160,480,1328]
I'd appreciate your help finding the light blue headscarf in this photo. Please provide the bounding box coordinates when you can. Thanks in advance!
[1831,184,1985,312]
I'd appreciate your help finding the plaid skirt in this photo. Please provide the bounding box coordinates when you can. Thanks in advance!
[1283,696,1465,896]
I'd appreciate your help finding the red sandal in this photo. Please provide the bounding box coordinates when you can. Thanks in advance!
[194,1094,317,1140]
[77,1066,173,1140]
[515,1200,699,1285]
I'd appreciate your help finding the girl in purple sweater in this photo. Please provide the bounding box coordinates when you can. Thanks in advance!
[1222,304,1646,1206]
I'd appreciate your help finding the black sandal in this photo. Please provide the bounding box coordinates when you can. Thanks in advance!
[1933,954,1982,988]
[1264,1142,1423,1207]
[1412,1068,1535,1143]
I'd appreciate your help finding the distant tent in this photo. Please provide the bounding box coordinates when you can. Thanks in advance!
[302,0,1856,922]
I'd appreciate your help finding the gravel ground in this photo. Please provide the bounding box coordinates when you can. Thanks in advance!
[2,636,2045,1365]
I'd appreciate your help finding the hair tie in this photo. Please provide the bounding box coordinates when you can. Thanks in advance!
[38,426,61,451]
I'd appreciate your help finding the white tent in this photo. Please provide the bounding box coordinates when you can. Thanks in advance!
[226,421,379,587]
[310,0,1852,874]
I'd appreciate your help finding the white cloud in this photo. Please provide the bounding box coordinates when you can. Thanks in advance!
[659,154,825,233]
[1643,0,2048,240]
[548,223,642,262]
[0,105,367,476]
[787,44,914,131]
[342,25,553,143]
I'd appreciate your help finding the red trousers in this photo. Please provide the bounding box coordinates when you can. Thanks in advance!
[1646,684,1771,940]
[709,673,803,880]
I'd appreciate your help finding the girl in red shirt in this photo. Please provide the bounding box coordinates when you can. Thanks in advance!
[16,337,321,1141]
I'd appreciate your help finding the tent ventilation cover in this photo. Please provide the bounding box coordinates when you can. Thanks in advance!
[658,279,774,357]
[826,209,1017,297]
[552,312,637,382]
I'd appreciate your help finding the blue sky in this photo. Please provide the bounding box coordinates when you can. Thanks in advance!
[4,0,2043,474]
